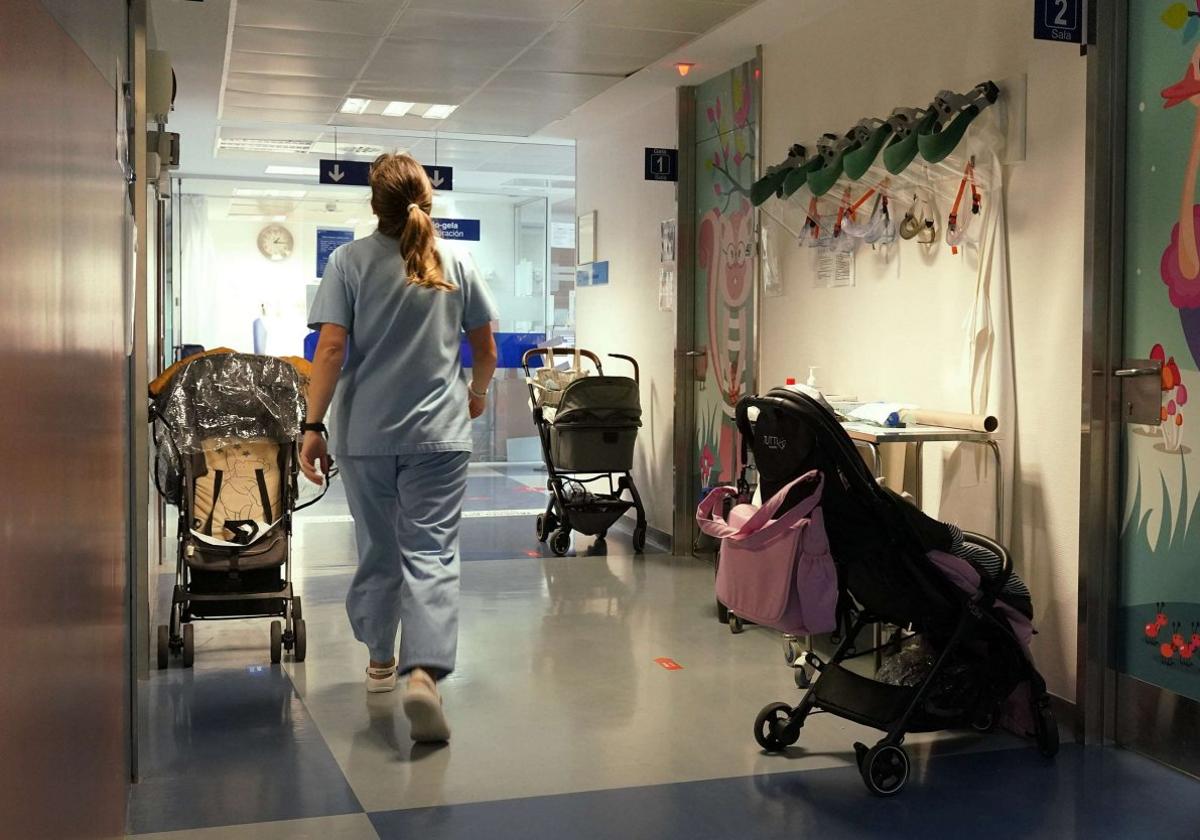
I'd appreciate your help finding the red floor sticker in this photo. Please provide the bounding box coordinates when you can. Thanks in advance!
[654,657,683,670]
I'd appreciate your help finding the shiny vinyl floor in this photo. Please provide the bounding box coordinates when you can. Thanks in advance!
[128,465,1200,839]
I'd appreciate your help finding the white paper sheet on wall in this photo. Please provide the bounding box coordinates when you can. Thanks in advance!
[658,268,675,311]
[815,250,855,288]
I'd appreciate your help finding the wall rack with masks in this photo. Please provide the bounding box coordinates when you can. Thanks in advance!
[753,82,1007,260]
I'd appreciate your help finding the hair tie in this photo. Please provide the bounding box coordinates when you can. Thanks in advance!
[408,203,420,213]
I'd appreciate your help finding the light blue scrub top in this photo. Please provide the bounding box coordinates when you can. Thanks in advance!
[307,232,499,457]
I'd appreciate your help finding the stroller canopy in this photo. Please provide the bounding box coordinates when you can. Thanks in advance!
[153,353,308,454]
[553,376,642,427]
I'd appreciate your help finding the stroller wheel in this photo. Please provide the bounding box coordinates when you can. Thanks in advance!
[291,596,303,623]
[861,743,909,796]
[793,663,814,690]
[157,625,170,670]
[632,525,647,553]
[1034,700,1059,758]
[729,613,745,634]
[536,514,556,543]
[549,529,572,556]
[754,702,799,751]
[270,621,283,664]
[294,619,307,663]
[182,624,195,669]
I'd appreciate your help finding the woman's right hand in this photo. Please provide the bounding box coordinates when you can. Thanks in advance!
[468,391,487,419]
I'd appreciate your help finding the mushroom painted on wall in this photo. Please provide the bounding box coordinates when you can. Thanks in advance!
[1152,343,1189,450]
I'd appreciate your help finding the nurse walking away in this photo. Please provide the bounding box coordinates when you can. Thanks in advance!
[300,153,498,743]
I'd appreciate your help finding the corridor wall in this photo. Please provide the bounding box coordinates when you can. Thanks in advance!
[758,0,1086,700]
[575,92,679,536]
[0,0,131,836]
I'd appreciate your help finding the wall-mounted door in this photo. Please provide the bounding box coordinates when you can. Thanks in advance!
[1108,0,1200,772]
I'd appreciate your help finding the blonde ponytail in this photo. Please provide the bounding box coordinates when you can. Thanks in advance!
[368,153,455,291]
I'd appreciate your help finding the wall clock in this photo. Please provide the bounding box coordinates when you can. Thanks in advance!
[257,224,294,261]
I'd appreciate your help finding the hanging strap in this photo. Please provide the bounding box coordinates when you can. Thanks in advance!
[697,471,825,540]
[255,468,274,523]
[947,158,981,255]
[203,470,224,536]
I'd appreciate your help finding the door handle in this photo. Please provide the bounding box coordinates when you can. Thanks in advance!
[684,350,707,357]
[1115,358,1163,425]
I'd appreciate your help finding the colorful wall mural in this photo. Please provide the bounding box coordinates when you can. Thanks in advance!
[1120,3,1200,700]
[693,59,759,493]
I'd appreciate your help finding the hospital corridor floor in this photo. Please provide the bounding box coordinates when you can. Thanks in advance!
[127,464,1200,839]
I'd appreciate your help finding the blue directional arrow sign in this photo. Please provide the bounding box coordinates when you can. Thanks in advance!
[423,164,453,191]
[319,159,370,186]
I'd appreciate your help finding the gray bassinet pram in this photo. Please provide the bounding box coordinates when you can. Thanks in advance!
[524,348,648,556]
[549,376,641,472]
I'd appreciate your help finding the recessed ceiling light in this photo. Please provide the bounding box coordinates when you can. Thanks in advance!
[383,101,415,117]
[422,104,457,120]
[340,97,371,114]
[233,188,307,198]
[265,165,319,176]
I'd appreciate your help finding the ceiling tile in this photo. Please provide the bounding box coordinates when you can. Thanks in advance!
[225,72,354,98]
[365,37,517,75]
[486,69,620,98]
[232,25,376,59]
[567,0,743,33]
[223,90,345,113]
[235,0,399,36]
[512,46,648,76]
[407,0,581,19]
[392,7,551,46]
[229,50,365,79]
[535,21,693,57]
[221,105,342,124]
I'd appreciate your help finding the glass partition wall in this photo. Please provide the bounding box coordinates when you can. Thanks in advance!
[173,146,574,463]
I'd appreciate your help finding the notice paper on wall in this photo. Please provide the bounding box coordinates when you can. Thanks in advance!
[658,267,675,311]
[660,219,677,263]
[815,249,855,288]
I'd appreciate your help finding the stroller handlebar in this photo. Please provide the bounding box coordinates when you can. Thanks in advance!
[521,346,604,377]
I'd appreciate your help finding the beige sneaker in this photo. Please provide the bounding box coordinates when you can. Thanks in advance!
[366,663,397,693]
[402,669,450,742]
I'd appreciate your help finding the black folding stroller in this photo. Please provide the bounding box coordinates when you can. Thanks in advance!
[150,352,330,668]
[735,388,1057,796]
[523,347,648,556]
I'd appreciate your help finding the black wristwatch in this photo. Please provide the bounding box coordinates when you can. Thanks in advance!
[301,421,328,436]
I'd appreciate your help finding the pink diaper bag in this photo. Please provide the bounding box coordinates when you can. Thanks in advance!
[696,471,838,636]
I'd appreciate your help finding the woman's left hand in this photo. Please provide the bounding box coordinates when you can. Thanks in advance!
[300,431,332,485]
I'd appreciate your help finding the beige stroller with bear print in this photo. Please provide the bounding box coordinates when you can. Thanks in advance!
[149,350,332,669]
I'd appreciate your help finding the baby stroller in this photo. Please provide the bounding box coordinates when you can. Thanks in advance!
[702,388,1057,796]
[149,351,331,668]
[523,347,648,556]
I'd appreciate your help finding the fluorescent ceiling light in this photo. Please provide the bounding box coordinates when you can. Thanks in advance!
[265,165,319,176]
[271,215,287,222]
[233,188,307,198]
[344,217,361,226]
[422,104,457,120]
[383,101,415,117]
[340,97,371,115]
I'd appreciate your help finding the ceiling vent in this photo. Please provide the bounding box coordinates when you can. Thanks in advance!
[218,137,315,155]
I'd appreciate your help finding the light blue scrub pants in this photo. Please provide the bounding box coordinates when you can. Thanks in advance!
[339,450,470,677]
